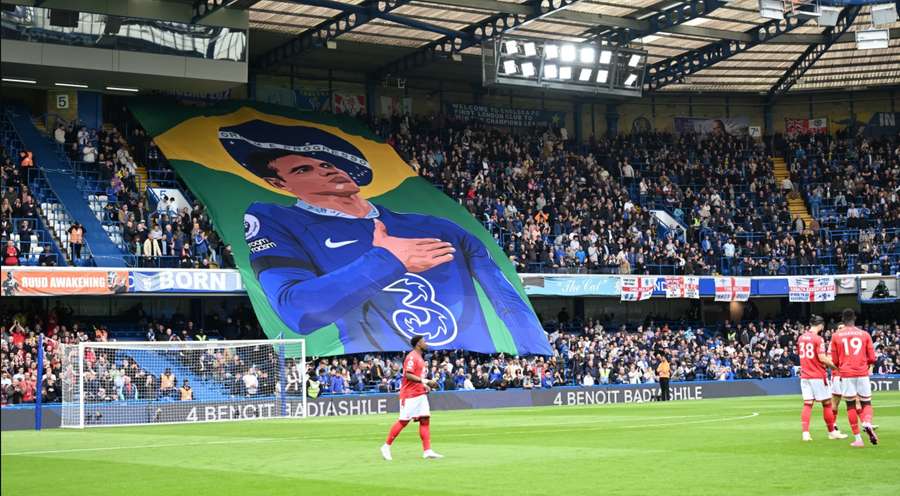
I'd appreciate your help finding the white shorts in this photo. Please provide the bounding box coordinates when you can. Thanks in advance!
[831,377,842,396]
[841,376,872,400]
[398,394,431,421]
[801,379,831,402]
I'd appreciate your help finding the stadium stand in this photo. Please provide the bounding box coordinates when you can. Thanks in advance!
[3,307,897,404]
[375,114,899,276]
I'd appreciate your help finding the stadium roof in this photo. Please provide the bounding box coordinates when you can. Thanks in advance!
[242,0,900,94]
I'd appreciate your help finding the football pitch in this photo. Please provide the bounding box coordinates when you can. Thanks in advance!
[3,393,899,496]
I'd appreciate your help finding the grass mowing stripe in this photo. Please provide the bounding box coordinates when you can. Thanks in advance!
[3,393,898,496]
[2,412,750,456]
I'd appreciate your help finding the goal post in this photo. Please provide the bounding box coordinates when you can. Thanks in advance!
[60,339,307,428]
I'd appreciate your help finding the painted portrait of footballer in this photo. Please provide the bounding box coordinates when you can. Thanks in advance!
[218,120,550,355]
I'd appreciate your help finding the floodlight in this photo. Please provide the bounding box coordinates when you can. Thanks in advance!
[628,54,643,67]
[580,47,596,64]
[579,68,592,81]
[544,44,559,60]
[597,69,609,83]
[503,59,517,75]
[504,40,518,55]
[559,66,573,80]
[624,74,638,87]
[521,62,536,77]
[544,64,558,79]
[561,44,576,62]
[599,50,612,64]
[523,42,537,56]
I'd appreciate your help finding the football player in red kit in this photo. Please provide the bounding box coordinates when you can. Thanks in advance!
[381,336,443,460]
[830,309,878,448]
[796,315,845,441]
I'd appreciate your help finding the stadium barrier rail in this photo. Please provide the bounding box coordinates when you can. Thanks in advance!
[2,266,897,298]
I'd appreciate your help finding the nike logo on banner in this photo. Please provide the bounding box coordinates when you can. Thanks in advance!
[325,238,357,249]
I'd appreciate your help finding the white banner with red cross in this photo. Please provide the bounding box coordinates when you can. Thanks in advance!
[665,276,700,299]
[620,276,656,301]
[714,277,751,302]
[788,276,836,302]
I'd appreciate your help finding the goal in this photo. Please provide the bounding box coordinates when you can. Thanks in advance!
[60,339,307,428]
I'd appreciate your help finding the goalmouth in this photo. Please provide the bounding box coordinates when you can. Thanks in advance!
[59,339,307,428]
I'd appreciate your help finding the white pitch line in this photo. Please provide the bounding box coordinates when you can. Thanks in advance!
[1,437,292,457]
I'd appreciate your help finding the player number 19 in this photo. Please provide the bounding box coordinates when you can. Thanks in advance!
[841,337,863,356]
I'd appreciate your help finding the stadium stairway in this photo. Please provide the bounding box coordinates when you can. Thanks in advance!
[135,165,150,190]
[772,157,815,228]
[6,107,128,267]
[124,349,230,401]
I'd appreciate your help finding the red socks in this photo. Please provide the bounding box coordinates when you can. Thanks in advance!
[822,403,835,432]
[419,417,432,451]
[861,403,873,424]
[801,403,813,433]
[847,405,861,435]
[386,418,432,451]
[386,420,409,445]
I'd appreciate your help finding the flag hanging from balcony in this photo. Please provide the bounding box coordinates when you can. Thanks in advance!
[788,277,836,302]
[714,277,751,302]
[665,276,700,299]
[620,276,656,301]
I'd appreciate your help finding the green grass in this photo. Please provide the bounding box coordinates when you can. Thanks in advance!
[3,393,899,496]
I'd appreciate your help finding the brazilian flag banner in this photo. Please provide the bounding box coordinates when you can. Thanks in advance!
[131,100,551,356]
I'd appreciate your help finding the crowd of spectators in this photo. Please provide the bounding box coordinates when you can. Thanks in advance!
[52,118,233,269]
[306,318,899,395]
[3,301,898,405]
[1,145,58,266]
[0,303,263,405]
[372,113,899,276]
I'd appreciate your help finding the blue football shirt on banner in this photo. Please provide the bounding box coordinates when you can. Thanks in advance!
[244,199,551,355]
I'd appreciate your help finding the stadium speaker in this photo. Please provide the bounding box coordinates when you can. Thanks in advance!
[818,6,841,27]
[104,17,123,35]
[871,4,899,27]
[49,9,79,28]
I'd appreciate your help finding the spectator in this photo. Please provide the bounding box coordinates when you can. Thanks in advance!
[68,222,84,260]
[179,379,193,401]
[18,221,32,257]
[159,368,176,399]
[4,239,20,266]
[243,367,259,396]
[54,125,66,145]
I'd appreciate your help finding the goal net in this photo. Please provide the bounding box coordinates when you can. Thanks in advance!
[60,339,306,428]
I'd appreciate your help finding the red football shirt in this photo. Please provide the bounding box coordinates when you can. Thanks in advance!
[399,351,427,400]
[797,332,827,379]
[830,326,876,378]
[826,340,840,379]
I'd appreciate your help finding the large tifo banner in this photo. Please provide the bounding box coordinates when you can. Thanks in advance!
[674,117,749,136]
[130,100,550,356]
[446,103,565,128]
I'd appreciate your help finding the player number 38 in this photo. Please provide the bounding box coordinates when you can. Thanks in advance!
[798,343,816,359]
